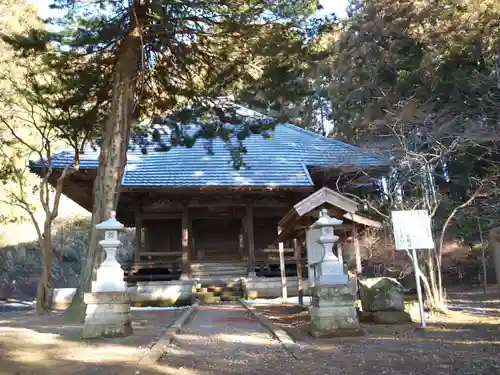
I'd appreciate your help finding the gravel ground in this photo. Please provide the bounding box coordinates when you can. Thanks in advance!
[251,288,500,375]
[2,288,500,375]
[160,304,327,375]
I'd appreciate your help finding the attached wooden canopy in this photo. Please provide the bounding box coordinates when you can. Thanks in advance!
[276,187,382,243]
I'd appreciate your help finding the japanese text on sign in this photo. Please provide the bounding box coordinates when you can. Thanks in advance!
[391,210,434,250]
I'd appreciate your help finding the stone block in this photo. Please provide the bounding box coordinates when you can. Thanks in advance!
[53,281,196,310]
[132,280,195,305]
[372,310,412,324]
[309,306,363,337]
[317,261,349,285]
[85,302,131,315]
[82,292,132,339]
[84,291,130,305]
[85,311,132,325]
[82,322,133,339]
[359,277,405,312]
[309,283,361,338]
[309,280,357,300]
[244,277,310,299]
[357,309,374,323]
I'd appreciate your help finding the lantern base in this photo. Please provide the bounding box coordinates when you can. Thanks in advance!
[309,281,361,338]
[82,292,133,339]
[316,259,348,285]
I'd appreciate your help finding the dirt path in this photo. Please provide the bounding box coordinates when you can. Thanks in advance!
[160,303,338,375]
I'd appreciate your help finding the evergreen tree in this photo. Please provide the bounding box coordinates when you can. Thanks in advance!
[325,0,500,311]
[5,0,322,320]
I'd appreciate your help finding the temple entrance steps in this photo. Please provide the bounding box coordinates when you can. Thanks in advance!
[189,261,247,280]
[190,261,246,304]
[194,279,244,304]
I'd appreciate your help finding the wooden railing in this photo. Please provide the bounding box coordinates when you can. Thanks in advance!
[138,251,182,261]
[124,246,309,282]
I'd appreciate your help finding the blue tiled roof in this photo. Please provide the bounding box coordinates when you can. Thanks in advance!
[32,123,388,188]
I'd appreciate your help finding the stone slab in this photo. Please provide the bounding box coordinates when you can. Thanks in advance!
[309,282,361,338]
[309,306,359,329]
[82,291,133,339]
[84,291,130,304]
[82,322,133,339]
[311,294,356,307]
[52,282,195,310]
[310,326,364,338]
[244,277,310,299]
[309,281,357,299]
[84,312,132,326]
[85,302,131,314]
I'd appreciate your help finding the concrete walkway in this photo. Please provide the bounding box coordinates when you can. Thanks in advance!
[160,303,313,375]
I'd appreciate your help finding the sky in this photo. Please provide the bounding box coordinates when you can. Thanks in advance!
[31,0,348,20]
[318,0,348,18]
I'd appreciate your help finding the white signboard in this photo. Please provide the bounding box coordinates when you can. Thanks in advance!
[391,210,434,250]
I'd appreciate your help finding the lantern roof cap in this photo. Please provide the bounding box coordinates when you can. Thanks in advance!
[95,211,124,231]
[311,208,343,228]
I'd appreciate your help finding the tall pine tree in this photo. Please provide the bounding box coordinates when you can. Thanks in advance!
[6,0,321,320]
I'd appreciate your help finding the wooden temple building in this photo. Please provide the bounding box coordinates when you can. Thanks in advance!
[31,105,389,295]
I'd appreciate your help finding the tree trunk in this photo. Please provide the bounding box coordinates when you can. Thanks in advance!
[64,4,143,323]
[36,230,53,313]
[426,250,440,303]
[419,255,447,312]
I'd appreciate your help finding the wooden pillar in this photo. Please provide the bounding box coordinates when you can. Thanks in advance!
[278,227,287,299]
[294,238,303,306]
[353,225,362,277]
[143,226,149,254]
[337,242,343,265]
[188,210,193,260]
[181,204,190,277]
[245,204,255,276]
[134,214,143,262]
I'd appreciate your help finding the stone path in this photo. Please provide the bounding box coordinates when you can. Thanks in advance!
[160,303,323,375]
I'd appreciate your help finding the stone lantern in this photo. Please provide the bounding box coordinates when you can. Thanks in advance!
[82,211,132,339]
[93,211,127,292]
[310,209,348,285]
[308,208,361,338]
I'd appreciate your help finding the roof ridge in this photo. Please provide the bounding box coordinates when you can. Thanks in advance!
[282,123,386,161]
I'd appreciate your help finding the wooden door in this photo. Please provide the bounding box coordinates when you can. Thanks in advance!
[192,218,242,261]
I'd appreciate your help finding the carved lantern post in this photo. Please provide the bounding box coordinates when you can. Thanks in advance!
[82,211,132,339]
[93,211,127,292]
[310,209,348,285]
[308,209,361,338]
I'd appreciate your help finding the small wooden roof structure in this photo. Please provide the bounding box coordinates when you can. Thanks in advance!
[276,187,382,243]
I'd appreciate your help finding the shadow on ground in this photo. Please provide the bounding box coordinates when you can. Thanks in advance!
[0,309,183,375]
[2,288,500,375]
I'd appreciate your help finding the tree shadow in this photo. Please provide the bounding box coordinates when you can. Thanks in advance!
[0,308,187,375]
[159,319,500,375]
[1,305,500,375]
[3,295,500,375]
